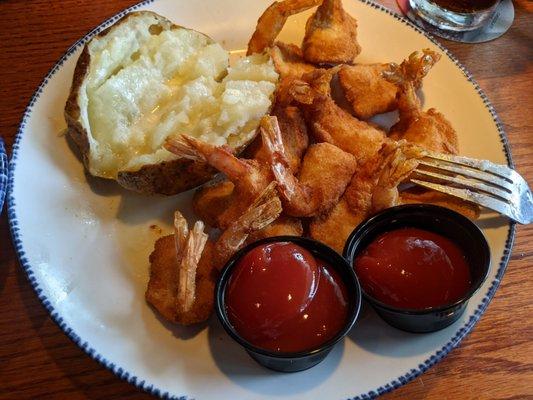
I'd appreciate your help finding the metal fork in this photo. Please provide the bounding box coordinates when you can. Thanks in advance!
[410,152,533,224]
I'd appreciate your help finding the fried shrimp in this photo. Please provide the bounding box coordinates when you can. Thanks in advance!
[309,141,424,252]
[384,50,458,154]
[247,0,322,55]
[338,63,398,119]
[146,212,215,325]
[192,179,235,227]
[400,189,480,220]
[244,105,309,173]
[270,42,316,79]
[146,184,282,325]
[166,135,271,229]
[302,0,360,65]
[290,68,386,165]
[214,181,282,264]
[261,115,356,217]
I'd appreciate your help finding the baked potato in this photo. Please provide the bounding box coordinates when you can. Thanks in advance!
[65,11,278,194]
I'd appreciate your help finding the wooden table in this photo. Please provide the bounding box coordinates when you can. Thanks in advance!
[0,0,531,399]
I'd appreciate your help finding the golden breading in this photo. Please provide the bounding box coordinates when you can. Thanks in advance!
[247,0,322,55]
[270,42,316,79]
[338,64,398,120]
[400,189,480,220]
[383,49,458,154]
[193,180,235,227]
[290,68,387,166]
[302,0,361,64]
[260,115,357,217]
[146,236,217,325]
[389,108,459,154]
[309,198,365,253]
[244,106,309,173]
[246,215,304,243]
[166,135,273,230]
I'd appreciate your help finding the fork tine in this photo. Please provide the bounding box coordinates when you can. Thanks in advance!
[417,159,515,192]
[410,179,522,222]
[412,169,512,201]
[425,151,514,181]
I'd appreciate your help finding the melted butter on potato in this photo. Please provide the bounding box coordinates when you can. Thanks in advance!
[78,13,278,179]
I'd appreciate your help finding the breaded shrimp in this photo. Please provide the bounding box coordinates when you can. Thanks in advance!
[146,213,214,325]
[384,50,458,154]
[290,68,387,166]
[309,141,424,252]
[400,189,480,220]
[247,0,322,55]
[244,106,309,173]
[146,184,282,325]
[338,63,398,120]
[192,179,235,227]
[270,42,316,79]
[166,135,271,229]
[302,0,360,65]
[169,128,304,238]
[261,115,357,217]
[214,181,282,264]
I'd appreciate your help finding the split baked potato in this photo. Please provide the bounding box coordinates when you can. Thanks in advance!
[65,11,278,194]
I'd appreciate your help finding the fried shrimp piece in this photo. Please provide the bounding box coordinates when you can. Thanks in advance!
[309,141,424,252]
[246,215,303,243]
[309,198,363,253]
[244,106,309,173]
[384,50,458,154]
[262,115,356,217]
[302,0,360,65]
[400,189,480,220]
[146,213,215,325]
[338,63,398,119]
[166,135,271,229]
[270,42,316,79]
[193,179,235,227]
[214,181,282,263]
[290,68,386,166]
[146,184,282,325]
[371,142,426,212]
[338,50,439,120]
[247,0,322,55]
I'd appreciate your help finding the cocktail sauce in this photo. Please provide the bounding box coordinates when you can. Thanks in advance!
[225,242,349,352]
[354,227,471,309]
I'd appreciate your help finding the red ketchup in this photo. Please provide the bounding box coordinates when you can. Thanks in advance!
[225,242,349,352]
[354,228,471,309]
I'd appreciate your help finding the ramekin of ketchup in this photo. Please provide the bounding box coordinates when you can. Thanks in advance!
[344,204,490,333]
[215,236,361,372]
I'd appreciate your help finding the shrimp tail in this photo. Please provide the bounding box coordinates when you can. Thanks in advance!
[247,0,322,55]
[165,135,206,162]
[372,141,426,212]
[260,116,299,201]
[383,48,441,87]
[215,182,282,267]
[176,217,208,313]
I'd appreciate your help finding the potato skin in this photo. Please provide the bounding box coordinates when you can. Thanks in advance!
[64,44,91,171]
[117,159,217,195]
[64,11,248,195]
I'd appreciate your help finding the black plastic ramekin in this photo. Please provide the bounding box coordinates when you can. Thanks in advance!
[215,236,362,372]
[343,204,491,333]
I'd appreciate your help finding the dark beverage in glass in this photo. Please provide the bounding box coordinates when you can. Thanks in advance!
[409,0,501,31]
[430,0,499,13]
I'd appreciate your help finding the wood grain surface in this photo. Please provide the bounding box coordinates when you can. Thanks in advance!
[0,0,531,399]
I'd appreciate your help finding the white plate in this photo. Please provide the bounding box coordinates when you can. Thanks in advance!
[7,0,515,399]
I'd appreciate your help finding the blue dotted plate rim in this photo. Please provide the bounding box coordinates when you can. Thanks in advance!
[0,138,7,214]
[6,1,516,399]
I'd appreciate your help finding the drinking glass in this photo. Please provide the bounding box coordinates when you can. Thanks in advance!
[408,0,501,31]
